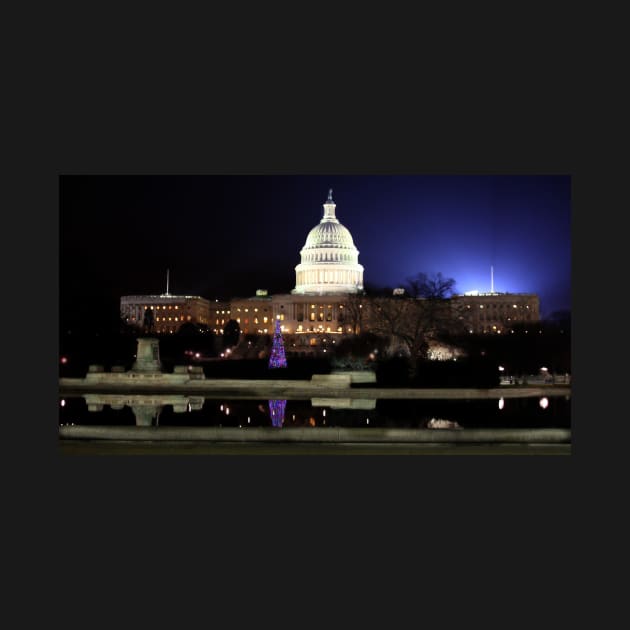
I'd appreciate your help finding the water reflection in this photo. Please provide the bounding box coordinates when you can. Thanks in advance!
[269,399,287,428]
[82,393,204,426]
[59,393,571,430]
[427,418,462,429]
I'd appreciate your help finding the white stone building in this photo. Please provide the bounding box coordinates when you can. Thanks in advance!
[292,189,364,295]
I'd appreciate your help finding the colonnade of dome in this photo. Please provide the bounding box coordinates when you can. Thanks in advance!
[292,190,364,295]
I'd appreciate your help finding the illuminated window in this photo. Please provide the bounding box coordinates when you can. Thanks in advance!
[310,313,316,321]
[279,314,285,321]
[263,316,268,324]
[187,315,192,321]
[318,312,324,321]
[175,306,178,310]
[309,338,317,346]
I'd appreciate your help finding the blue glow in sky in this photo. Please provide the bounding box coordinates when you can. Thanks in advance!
[61,174,571,319]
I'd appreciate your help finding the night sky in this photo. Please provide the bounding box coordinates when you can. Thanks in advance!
[60,175,571,321]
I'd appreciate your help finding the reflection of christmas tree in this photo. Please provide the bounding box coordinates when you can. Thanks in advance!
[269,399,287,427]
[268,318,287,369]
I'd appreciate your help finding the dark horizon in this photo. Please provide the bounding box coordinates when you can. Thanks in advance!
[60,174,571,326]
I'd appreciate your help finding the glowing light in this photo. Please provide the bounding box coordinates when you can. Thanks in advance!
[60,399,66,407]
[498,366,505,371]
[498,398,504,410]
[539,397,549,409]
[195,352,200,358]
[60,356,68,364]
[268,318,287,368]
[269,399,286,427]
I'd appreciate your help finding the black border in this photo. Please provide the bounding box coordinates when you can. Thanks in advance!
[13,33,618,615]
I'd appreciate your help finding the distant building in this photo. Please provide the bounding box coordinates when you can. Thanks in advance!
[228,191,366,354]
[120,294,212,334]
[120,190,541,347]
[451,292,540,334]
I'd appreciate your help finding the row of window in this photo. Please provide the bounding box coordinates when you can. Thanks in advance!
[469,303,532,310]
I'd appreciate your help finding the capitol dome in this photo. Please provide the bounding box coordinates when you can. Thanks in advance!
[292,190,364,295]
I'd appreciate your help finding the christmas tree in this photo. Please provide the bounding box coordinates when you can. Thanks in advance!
[268,399,287,427]
[268,317,287,368]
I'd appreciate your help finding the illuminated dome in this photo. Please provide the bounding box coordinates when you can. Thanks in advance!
[292,190,364,295]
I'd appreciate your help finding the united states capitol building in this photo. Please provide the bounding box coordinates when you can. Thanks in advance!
[121,190,540,352]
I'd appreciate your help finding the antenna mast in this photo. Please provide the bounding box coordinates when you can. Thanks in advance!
[491,265,494,293]
[166,269,170,296]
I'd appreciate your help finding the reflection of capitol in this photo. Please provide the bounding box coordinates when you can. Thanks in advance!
[79,393,377,428]
[83,394,204,426]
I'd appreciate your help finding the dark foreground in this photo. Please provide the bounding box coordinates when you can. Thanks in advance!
[59,439,570,455]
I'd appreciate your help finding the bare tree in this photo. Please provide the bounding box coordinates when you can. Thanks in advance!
[366,273,469,371]
[405,272,456,299]
[343,293,367,334]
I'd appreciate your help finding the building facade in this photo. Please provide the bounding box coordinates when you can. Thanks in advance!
[120,294,212,334]
[120,190,541,349]
[451,292,540,334]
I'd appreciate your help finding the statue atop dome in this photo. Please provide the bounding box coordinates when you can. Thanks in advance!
[327,188,334,203]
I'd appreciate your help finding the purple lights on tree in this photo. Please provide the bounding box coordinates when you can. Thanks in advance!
[269,399,287,428]
[268,318,287,369]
